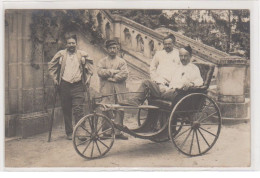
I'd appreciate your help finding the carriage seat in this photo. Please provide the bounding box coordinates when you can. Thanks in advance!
[148,63,215,109]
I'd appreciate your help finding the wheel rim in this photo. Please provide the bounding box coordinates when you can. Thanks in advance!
[73,113,115,159]
[169,93,221,156]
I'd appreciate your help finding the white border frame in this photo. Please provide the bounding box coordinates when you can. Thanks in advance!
[1,0,259,172]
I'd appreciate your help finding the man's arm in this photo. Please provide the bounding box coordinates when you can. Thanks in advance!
[112,60,129,82]
[150,52,168,84]
[48,51,62,85]
[97,58,112,79]
[191,66,204,87]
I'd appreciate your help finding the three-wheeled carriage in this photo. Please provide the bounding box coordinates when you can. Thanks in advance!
[72,63,222,159]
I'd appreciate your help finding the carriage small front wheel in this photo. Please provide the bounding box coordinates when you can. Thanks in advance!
[73,113,115,159]
[168,93,221,156]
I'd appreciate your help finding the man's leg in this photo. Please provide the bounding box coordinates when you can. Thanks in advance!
[114,109,128,140]
[161,89,178,101]
[120,79,161,106]
[101,110,113,133]
[139,79,161,99]
[60,81,73,138]
[71,82,85,125]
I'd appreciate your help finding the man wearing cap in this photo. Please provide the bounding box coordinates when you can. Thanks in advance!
[48,34,93,140]
[120,45,203,105]
[97,40,129,140]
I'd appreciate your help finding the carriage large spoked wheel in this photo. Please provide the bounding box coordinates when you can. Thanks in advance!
[169,93,221,156]
[73,113,115,159]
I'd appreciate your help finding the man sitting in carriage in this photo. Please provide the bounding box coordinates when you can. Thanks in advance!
[119,45,203,106]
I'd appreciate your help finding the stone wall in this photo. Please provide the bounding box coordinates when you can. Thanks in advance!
[5,10,64,137]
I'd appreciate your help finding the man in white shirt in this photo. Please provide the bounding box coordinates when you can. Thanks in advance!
[161,45,203,100]
[120,45,203,106]
[119,34,181,106]
[48,34,93,140]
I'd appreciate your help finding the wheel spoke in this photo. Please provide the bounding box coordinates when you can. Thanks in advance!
[94,115,99,131]
[87,116,94,132]
[97,128,112,137]
[189,129,195,154]
[199,111,217,123]
[198,128,210,147]
[200,123,220,126]
[76,138,91,146]
[90,141,95,157]
[195,129,201,154]
[80,126,91,135]
[97,138,109,148]
[180,128,193,149]
[194,100,205,121]
[82,140,92,154]
[199,126,217,137]
[175,110,201,113]
[174,127,191,140]
[95,140,102,155]
[96,120,107,134]
[171,124,191,127]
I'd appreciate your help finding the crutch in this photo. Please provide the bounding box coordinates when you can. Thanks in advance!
[48,85,58,142]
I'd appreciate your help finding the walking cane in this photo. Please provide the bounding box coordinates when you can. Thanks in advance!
[84,75,92,113]
[48,85,58,142]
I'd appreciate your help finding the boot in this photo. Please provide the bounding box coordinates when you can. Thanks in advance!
[114,110,128,140]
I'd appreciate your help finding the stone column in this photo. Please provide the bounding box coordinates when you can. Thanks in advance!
[143,37,150,58]
[216,56,249,123]
[113,21,121,44]
[5,10,50,138]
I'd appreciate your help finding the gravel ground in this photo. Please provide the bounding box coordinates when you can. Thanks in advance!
[5,120,250,168]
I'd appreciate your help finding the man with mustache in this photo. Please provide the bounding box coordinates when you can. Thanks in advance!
[119,34,181,106]
[160,45,203,100]
[48,34,93,140]
[120,44,203,106]
[97,40,129,140]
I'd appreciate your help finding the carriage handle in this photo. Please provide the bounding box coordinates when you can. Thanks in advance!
[93,91,145,100]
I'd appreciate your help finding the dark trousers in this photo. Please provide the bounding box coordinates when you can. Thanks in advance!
[135,79,176,102]
[59,80,85,136]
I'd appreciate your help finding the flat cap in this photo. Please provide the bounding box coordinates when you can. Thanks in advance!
[105,40,118,48]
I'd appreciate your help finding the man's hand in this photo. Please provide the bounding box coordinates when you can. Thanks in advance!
[182,83,193,91]
[110,69,120,76]
[54,80,59,86]
[85,76,91,88]
[182,85,189,91]
[158,84,167,93]
[108,77,116,82]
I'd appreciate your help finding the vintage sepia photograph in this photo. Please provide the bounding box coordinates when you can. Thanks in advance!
[3,4,253,169]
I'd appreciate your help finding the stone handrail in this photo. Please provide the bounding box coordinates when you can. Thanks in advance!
[102,10,232,65]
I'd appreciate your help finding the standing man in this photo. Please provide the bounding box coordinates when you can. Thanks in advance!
[48,34,93,140]
[119,34,180,106]
[97,40,129,140]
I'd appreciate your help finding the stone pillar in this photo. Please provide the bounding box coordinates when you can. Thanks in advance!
[5,10,50,138]
[143,37,150,58]
[113,22,121,44]
[216,56,249,123]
